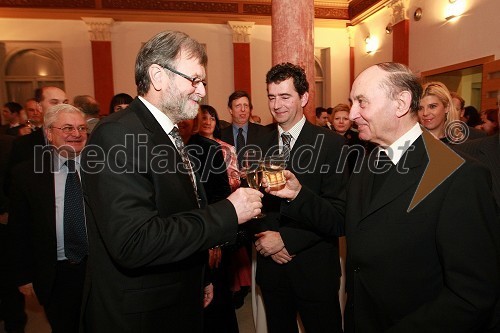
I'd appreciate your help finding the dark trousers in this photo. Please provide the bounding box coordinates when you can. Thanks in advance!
[0,224,26,331]
[0,286,26,331]
[204,252,239,333]
[260,281,342,333]
[44,260,86,333]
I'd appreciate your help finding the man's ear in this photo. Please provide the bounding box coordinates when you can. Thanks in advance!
[227,107,233,115]
[396,91,412,118]
[149,64,165,91]
[300,92,309,108]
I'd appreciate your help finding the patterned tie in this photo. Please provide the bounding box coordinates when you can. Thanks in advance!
[64,159,88,263]
[281,132,292,160]
[170,127,201,207]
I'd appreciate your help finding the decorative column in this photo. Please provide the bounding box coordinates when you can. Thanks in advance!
[388,0,409,65]
[272,0,315,123]
[82,17,115,116]
[347,24,355,88]
[228,21,254,95]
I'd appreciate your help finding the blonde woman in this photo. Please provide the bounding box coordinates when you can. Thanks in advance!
[418,81,462,144]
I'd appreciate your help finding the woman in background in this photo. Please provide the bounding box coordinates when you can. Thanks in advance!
[476,108,499,136]
[108,93,133,114]
[419,82,461,144]
[188,104,243,333]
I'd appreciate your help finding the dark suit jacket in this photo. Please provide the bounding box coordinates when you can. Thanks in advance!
[254,121,347,305]
[220,121,271,148]
[4,129,45,196]
[8,148,58,305]
[454,133,500,209]
[345,130,500,333]
[81,98,239,333]
[187,134,231,204]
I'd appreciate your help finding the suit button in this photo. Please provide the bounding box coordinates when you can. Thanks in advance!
[354,267,360,273]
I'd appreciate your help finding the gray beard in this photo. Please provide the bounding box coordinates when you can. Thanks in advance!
[160,85,199,124]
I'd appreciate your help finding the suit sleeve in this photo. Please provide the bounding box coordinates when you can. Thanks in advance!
[82,121,238,269]
[279,133,347,254]
[386,162,500,332]
[7,163,34,287]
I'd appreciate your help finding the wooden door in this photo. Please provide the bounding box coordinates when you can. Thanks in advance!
[481,59,500,110]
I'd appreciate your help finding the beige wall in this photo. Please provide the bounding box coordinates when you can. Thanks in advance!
[1,0,499,123]
[350,0,500,77]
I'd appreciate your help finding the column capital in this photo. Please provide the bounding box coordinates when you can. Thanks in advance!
[387,0,409,24]
[346,25,355,48]
[227,21,255,43]
[82,17,114,41]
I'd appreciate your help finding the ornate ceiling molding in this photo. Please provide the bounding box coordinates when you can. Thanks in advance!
[0,0,93,8]
[82,17,114,41]
[0,0,385,25]
[228,21,254,43]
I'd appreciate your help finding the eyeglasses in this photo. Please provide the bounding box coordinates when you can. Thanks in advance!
[51,125,88,134]
[162,65,207,88]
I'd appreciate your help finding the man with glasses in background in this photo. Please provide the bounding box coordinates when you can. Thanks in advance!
[8,104,88,333]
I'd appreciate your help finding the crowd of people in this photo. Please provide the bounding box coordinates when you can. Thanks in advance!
[0,30,498,333]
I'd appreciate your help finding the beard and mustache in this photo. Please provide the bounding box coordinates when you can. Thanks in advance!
[158,81,201,124]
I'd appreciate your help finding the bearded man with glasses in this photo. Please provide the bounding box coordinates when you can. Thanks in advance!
[80,30,263,333]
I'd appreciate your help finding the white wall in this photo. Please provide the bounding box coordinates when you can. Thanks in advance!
[0,18,352,125]
[2,0,497,123]
[0,18,94,102]
[408,0,500,75]
[349,0,500,77]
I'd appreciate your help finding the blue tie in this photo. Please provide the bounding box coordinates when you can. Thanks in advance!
[64,159,88,263]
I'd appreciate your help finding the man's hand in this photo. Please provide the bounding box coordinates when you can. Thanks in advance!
[255,231,285,256]
[18,283,36,297]
[227,188,263,224]
[203,283,214,308]
[262,170,302,201]
[271,247,295,264]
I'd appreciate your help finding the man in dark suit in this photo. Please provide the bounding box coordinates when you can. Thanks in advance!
[253,63,346,333]
[0,102,24,136]
[5,87,67,193]
[341,62,499,332]
[9,104,89,333]
[454,107,500,209]
[80,30,263,333]
[221,90,271,158]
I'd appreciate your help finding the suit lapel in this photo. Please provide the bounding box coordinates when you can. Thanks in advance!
[39,150,57,237]
[132,99,202,207]
[362,136,427,220]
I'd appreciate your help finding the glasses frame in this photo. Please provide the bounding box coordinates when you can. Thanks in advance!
[51,125,88,134]
[162,65,207,88]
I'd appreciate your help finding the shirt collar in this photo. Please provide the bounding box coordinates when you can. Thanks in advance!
[54,152,82,172]
[380,122,422,165]
[138,96,175,135]
[278,115,306,145]
[232,122,249,135]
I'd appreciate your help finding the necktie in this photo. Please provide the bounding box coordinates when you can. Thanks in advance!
[170,127,201,207]
[371,150,393,200]
[64,159,88,263]
[236,127,245,153]
[281,132,292,160]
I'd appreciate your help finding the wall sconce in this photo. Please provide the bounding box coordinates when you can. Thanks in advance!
[445,0,466,21]
[365,35,377,54]
[385,23,393,34]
